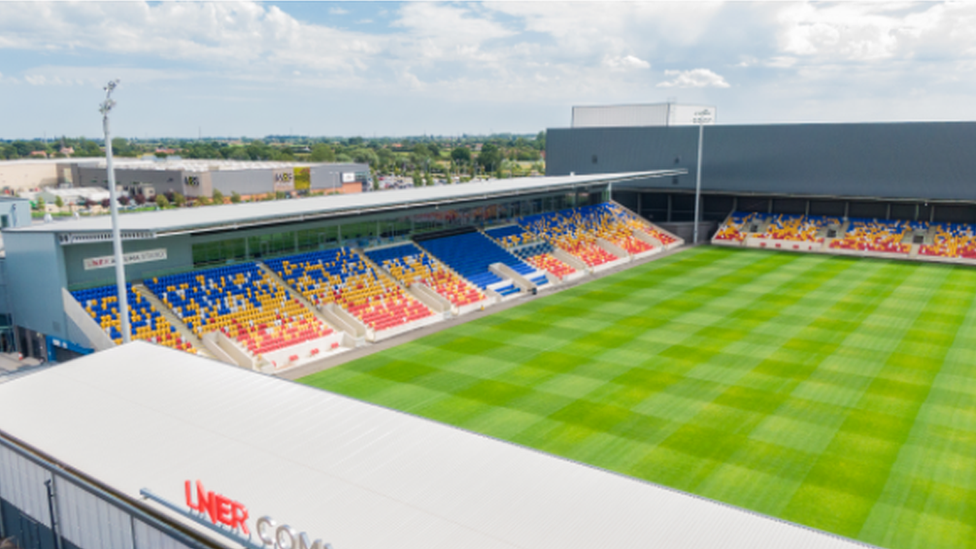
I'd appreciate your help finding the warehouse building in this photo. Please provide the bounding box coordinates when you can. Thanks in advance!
[0,343,868,549]
[70,159,370,200]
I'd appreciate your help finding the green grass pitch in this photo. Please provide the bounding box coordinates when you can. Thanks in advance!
[300,247,976,549]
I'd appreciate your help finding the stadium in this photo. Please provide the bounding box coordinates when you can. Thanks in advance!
[2,118,976,549]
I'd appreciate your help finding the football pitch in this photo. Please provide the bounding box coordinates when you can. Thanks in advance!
[301,246,976,549]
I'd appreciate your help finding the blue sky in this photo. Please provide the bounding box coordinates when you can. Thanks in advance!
[3,1,976,139]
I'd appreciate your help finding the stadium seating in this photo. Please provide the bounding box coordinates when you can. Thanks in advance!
[759,214,840,242]
[513,243,576,280]
[266,248,434,331]
[519,209,621,267]
[484,225,536,248]
[72,284,196,352]
[920,222,976,259]
[830,218,916,254]
[420,232,548,295]
[366,243,485,307]
[713,212,762,242]
[603,202,679,246]
[486,225,577,279]
[145,263,331,356]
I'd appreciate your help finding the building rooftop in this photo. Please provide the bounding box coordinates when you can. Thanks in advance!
[71,158,362,172]
[0,343,870,549]
[9,171,684,237]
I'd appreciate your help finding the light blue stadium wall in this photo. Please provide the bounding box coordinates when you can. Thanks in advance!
[4,232,69,339]
[0,197,32,228]
[61,236,195,290]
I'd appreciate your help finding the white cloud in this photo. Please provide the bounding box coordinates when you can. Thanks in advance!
[604,55,650,71]
[6,1,976,136]
[776,2,976,62]
[657,69,730,89]
[329,7,348,16]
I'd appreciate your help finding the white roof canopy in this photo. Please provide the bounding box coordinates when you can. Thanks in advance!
[0,343,868,549]
[9,171,682,236]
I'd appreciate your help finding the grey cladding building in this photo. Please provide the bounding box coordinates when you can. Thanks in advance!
[546,122,976,224]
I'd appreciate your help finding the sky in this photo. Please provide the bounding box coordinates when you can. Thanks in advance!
[3,1,976,139]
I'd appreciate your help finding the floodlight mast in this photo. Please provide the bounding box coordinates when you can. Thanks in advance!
[100,79,130,344]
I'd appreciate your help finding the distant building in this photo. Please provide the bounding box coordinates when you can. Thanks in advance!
[69,159,370,200]
[0,159,76,191]
[571,102,717,128]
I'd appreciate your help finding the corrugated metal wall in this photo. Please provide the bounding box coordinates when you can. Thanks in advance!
[133,520,194,549]
[0,439,203,549]
[547,121,976,201]
[0,443,52,525]
[56,478,133,549]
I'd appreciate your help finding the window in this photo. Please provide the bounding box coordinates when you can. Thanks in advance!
[191,238,246,267]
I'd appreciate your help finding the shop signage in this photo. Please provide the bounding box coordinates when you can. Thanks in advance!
[185,480,250,533]
[83,248,167,270]
[692,108,715,125]
[140,480,333,549]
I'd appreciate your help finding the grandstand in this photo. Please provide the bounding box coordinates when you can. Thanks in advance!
[52,196,680,368]
[1,171,685,365]
[710,211,976,263]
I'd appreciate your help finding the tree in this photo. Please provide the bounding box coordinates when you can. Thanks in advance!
[376,148,395,171]
[412,170,423,187]
[196,197,211,206]
[118,195,130,206]
[101,198,111,208]
[411,144,432,171]
[477,143,502,173]
[54,195,64,209]
[212,189,225,204]
[425,172,434,186]
[134,194,147,206]
[309,144,336,162]
[155,194,170,208]
[173,193,186,207]
[351,148,378,166]
[451,147,471,165]
[35,197,45,211]
[230,191,242,204]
